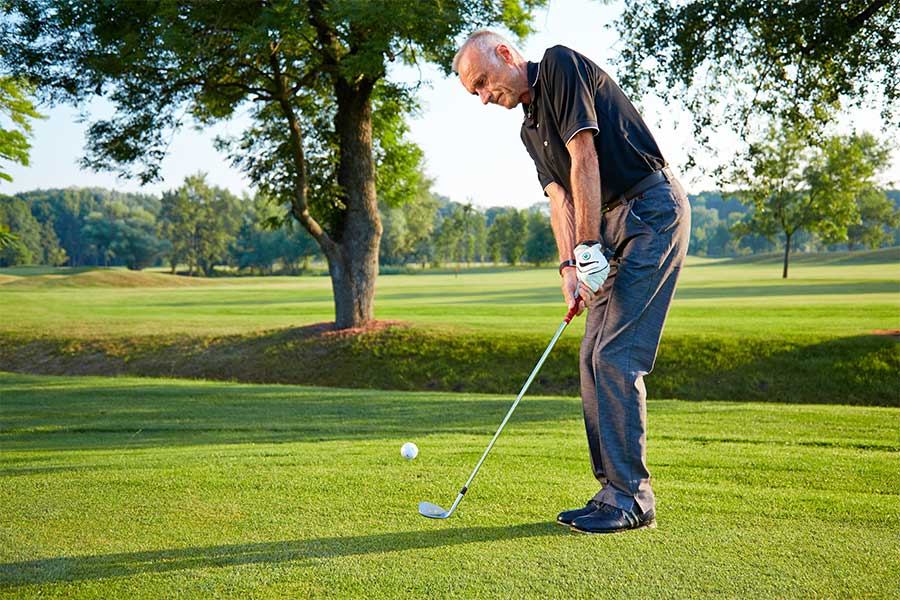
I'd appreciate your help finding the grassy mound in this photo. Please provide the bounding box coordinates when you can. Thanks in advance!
[1,268,214,288]
[721,246,900,266]
[1,372,897,598]
[1,256,896,405]
[1,325,895,406]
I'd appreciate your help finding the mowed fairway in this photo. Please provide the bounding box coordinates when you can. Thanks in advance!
[1,253,899,339]
[1,373,898,599]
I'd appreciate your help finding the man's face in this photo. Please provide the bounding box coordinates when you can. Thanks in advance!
[458,45,522,109]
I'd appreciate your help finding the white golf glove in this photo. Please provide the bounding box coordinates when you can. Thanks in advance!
[574,240,609,293]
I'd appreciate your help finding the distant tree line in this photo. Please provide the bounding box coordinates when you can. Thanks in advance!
[0,176,321,274]
[2,176,898,273]
[0,174,562,272]
[382,194,557,268]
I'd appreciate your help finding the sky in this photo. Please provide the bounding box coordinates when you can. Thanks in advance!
[2,0,897,209]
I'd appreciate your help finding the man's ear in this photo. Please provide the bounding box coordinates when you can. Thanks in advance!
[496,44,513,65]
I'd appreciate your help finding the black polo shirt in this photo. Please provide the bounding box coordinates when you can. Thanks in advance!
[520,46,666,207]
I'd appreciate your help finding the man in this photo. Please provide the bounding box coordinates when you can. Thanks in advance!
[452,31,690,534]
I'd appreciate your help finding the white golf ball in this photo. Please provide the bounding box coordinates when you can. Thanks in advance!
[400,442,418,460]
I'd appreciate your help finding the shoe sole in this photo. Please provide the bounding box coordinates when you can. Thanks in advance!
[569,519,657,535]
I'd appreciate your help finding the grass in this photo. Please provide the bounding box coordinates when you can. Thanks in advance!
[0,254,898,339]
[1,325,896,405]
[1,372,898,599]
[1,253,897,405]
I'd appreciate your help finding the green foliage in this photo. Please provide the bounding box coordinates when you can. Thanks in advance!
[524,210,555,265]
[0,194,67,266]
[0,195,40,265]
[157,174,243,276]
[83,203,165,271]
[732,129,893,277]
[15,188,159,267]
[614,1,900,152]
[232,195,321,274]
[433,201,487,265]
[847,189,900,250]
[0,77,44,182]
[0,224,15,249]
[488,209,528,265]
[1,0,548,325]
[0,0,543,222]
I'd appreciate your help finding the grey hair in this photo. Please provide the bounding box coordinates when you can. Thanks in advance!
[452,30,521,74]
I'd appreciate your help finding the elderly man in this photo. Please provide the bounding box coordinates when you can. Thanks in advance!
[453,31,690,534]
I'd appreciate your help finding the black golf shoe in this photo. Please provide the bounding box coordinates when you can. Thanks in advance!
[556,499,602,526]
[570,502,656,534]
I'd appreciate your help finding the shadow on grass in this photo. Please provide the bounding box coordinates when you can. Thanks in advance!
[651,334,899,406]
[0,521,563,587]
[2,327,896,409]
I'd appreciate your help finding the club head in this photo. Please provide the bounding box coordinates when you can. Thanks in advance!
[418,501,450,519]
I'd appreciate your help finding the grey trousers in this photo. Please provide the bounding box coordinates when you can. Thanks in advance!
[580,180,690,514]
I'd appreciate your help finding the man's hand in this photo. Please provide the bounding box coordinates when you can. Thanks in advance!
[574,240,609,296]
[561,267,586,316]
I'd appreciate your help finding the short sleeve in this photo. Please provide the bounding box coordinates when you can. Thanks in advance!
[542,46,599,145]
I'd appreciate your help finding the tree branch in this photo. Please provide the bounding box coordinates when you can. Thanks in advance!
[268,43,336,257]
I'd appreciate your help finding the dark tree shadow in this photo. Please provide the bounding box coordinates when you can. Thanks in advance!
[0,521,564,587]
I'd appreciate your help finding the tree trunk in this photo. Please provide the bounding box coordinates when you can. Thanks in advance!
[782,232,792,279]
[331,80,382,329]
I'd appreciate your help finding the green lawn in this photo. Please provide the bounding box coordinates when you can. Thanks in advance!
[1,372,898,599]
[1,255,898,339]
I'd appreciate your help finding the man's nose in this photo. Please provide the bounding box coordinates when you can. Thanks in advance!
[478,89,491,105]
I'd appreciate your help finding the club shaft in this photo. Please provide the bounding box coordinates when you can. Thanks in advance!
[456,316,572,499]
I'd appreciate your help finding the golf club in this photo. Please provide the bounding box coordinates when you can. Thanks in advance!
[419,294,583,519]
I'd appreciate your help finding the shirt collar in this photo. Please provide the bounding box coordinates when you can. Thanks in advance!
[523,61,540,122]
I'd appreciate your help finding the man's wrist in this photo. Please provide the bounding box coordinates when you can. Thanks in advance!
[558,259,576,276]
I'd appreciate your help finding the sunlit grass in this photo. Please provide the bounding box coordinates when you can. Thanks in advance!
[1,255,898,339]
[1,372,897,599]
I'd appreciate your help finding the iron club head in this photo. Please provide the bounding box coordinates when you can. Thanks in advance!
[418,501,450,519]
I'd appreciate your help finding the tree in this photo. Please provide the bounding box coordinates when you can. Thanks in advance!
[18,188,158,266]
[158,175,242,276]
[434,206,465,265]
[524,210,555,265]
[0,194,68,266]
[232,194,320,274]
[733,129,892,277]
[487,208,527,265]
[846,189,900,250]
[614,1,899,167]
[82,200,164,270]
[2,1,543,328]
[0,77,44,182]
[0,224,14,250]
[401,186,440,266]
[0,195,41,265]
[233,198,285,274]
[38,220,67,266]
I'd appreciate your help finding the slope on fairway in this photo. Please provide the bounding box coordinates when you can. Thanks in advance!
[1,373,898,599]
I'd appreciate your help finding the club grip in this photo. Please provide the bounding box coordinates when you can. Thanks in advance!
[564,294,583,324]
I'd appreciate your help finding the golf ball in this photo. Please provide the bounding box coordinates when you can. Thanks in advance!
[400,442,418,460]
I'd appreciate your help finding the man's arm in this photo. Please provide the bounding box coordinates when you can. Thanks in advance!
[545,182,576,263]
[545,181,585,314]
[565,129,601,243]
